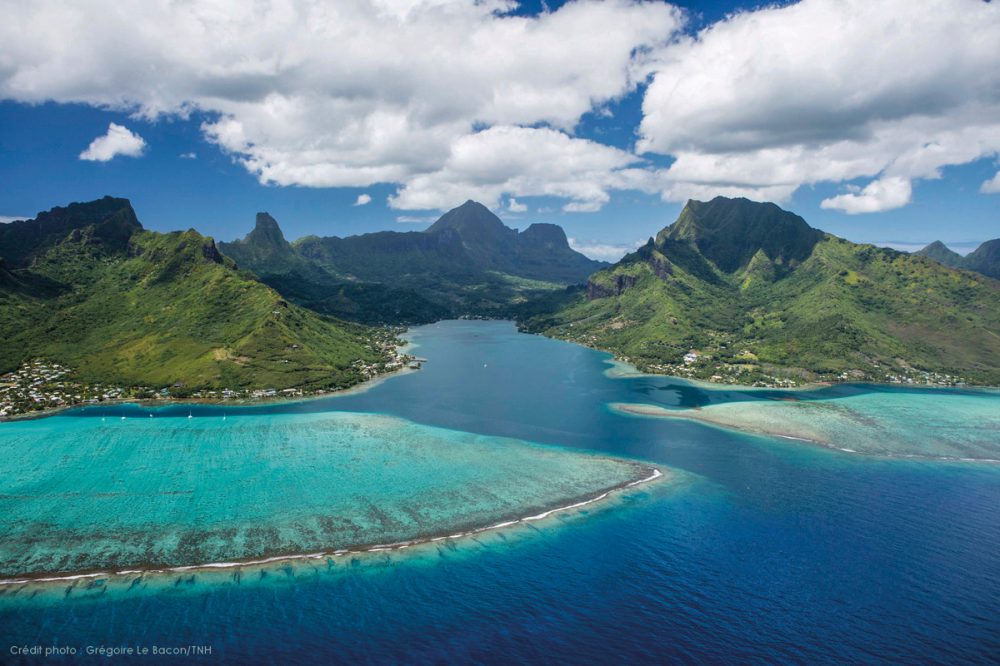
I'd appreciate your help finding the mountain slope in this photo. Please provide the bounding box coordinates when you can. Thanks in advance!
[425,200,606,283]
[210,202,600,325]
[219,214,447,324]
[915,240,966,269]
[521,197,1000,386]
[916,239,1000,279]
[0,198,393,392]
[963,239,1000,280]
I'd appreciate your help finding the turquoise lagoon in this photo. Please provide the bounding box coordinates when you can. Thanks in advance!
[611,386,1000,460]
[0,409,651,579]
[1,320,998,663]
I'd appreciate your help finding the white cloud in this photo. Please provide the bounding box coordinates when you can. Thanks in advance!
[179,152,197,159]
[874,240,982,254]
[568,237,644,262]
[821,176,913,214]
[395,215,436,224]
[639,0,1000,211]
[78,123,146,161]
[7,0,1000,215]
[388,126,647,211]
[981,171,1000,194]
[507,197,527,213]
[1,0,680,211]
[563,201,603,213]
[0,215,30,224]
[353,193,372,206]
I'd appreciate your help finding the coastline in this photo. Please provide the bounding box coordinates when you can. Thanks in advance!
[601,359,832,391]
[0,365,419,424]
[610,402,1000,463]
[0,467,663,586]
[528,328,999,390]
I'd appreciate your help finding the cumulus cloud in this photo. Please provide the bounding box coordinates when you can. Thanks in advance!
[507,197,527,213]
[78,123,146,162]
[568,237,644,262]
[639,0,1000,210]
[353,193,372,206]
[0,0,680,211]
[5,0,999,215]
[981,171,1000,194]
[395,215,436,224]
[0,215,29,224]
[821,177,913,214]
[387,126,650,210]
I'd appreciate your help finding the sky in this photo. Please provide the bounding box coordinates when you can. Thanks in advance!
[0,0,998,261]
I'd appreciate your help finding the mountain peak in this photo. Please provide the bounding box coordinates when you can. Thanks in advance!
[255,212,280,230]
[915,240,965,268]
[658,196,823,273]
[0,196,141,267]
[964,238,1000,279]
[426,200,508,237]
[243,212,288,248]
[520,223,568,246]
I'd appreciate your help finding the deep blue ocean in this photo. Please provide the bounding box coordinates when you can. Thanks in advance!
[2,320,999,664]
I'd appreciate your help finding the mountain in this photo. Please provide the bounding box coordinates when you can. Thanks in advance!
[962,239,1000,280]
[915,239,1000,279]
[223,201,605,319]
[915,240,965,269]
[0,197,394,393]
[520,196,1000,386]
[219,214,447,324]
[424,200,605,283]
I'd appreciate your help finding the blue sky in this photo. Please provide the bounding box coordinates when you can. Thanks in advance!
[1,0,997,260]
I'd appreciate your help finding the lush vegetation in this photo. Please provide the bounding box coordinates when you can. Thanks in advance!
[0,198,394,394]
[521,197,1000,386]
[220,200,605,321]
[917,238,1000,279]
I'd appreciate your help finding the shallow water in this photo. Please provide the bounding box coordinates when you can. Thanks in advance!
[611,386,1000,459]
[2,320,998,664]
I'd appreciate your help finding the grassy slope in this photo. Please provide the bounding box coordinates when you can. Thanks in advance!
[1,223,387,392]
[524,234,1000,385]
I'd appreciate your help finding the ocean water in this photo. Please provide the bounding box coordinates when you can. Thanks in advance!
[2,320,999,663]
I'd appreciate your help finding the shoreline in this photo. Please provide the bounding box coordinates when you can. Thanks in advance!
[610,402,1000,463]
[527,329,1000,390]
[0,468,663,586]
[601,359,833,392]
[0,365,419,424]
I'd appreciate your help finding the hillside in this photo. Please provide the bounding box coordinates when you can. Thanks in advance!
[0,197,396,395]
[962,239,1000,280]
[219,214,447,324]
[224,200,605,319]
[521,197,1000,386]
[916,238,1000,279]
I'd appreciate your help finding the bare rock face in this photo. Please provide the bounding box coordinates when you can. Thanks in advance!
[650,254,672,280]
[202,239,224,263]
[587,273,638,299]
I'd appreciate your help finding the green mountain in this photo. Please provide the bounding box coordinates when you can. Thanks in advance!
[916,239,1000,279]
[915,240,965,269]
[0,197,394,393]
[225,200,605,319]
[521,197,1000,386]
[424,200,603,283]
[963,239,1000,280]
[219,214,447,324]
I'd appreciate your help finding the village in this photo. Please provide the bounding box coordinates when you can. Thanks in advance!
[0,337,417,419]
